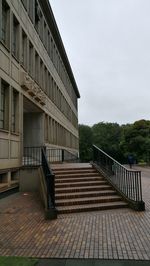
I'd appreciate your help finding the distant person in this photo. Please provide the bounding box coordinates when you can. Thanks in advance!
[128,154,134,169]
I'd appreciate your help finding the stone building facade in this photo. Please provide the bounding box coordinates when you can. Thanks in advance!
[0,0,80,188]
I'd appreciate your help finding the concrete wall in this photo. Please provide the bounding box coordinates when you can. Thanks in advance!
[19,167,40,192]
[23,113,44,147]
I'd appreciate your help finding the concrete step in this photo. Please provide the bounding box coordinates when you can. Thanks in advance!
[52,167,93,172]
[53,169,96,175]
[55,172,100,178]
[56,195,122,207]
[55,176,104,183]
[0,185,19,199]
[57,201,128,214]
[55,184,113,194]
[55,190,117,200]
[55,180,107,188]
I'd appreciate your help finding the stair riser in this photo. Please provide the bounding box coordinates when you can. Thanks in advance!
[55,191,117,200]
[56,198,122,207]
[55,186,113,194]
[58,204,128,214]
[55,181,107,188]
[55,177,103,183]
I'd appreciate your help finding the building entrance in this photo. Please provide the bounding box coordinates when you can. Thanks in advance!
[23,97,44,148]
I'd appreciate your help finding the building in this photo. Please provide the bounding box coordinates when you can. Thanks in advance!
[0,0,80,190]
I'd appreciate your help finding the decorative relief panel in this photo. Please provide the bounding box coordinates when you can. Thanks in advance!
[20,72,46,105]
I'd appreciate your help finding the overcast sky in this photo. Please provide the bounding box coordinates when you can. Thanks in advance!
[50,0,150,126]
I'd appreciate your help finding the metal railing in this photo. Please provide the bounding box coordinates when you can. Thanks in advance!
[46,148,79,163]
[23,146,42,166]
[23,146,57,218]
[23,147,79,166]
[41,148,55,210]
[93,145,145,211]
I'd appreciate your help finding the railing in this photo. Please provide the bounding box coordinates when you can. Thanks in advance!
[41,148,55,210]
[93,145,145,211]
[23,146,57,219]
[23,146,42,166]
[46,148,79,163]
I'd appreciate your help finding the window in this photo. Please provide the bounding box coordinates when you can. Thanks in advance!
[29,0,34,22]
[40,60,42,88]
[12,15,19,60]
[21,0,27,10]
[0,80,9,130]
[21,30,27,68]
[11,89,19,133]
[35,0,41,33]
[44,115,48,141]
[44,21,47,48]
[35,51,39,83]
[48,30,50,56]
[1,0,10,48]
[29,41,33,77]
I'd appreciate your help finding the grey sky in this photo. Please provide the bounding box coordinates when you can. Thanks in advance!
[50,0,150,126]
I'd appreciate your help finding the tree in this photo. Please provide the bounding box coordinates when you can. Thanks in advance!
[120,120,150,163]
[79,124,93,162]
[92,122,124,162]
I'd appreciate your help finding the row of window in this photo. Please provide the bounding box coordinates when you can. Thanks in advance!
[0,77,78,150]
[44,115,78,150]
[1,0,77,110]
[21,0,78,109]
[0,0,78,129]
[0,79,19,133]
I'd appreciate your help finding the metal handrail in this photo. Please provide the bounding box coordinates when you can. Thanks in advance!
[93,145,145,211]
[41,148,55,209]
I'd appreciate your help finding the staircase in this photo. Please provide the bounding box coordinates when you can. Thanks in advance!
[52,164,128,214]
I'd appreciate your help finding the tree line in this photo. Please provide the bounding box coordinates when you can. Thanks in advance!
[79,119,150,164]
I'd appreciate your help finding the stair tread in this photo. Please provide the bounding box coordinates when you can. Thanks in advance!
[55,173,100,178]
[53,168,95,172]
[55,184,112,192]
[56,195,122,204]
[57,201,128,211]
[55,190,115,198]
[55,176,104,183]
[51,165,92,171]
[55,180,106,185]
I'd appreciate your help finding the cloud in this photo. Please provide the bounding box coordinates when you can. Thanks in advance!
[50,0,150,125]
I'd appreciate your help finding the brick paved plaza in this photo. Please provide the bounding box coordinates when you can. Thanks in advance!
[0,166,150,260]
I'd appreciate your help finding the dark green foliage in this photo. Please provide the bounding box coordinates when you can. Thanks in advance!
[79,119,150,164]
[79,124,93,162]
[0,257,38,266]
[92,122,124,162]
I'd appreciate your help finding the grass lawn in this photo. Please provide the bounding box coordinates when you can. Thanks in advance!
[0,257,38,266]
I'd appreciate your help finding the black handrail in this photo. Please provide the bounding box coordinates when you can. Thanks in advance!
[41,147,55,209]
[93,145,145,211]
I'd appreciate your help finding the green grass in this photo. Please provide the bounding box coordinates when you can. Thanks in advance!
[0,257,38,266]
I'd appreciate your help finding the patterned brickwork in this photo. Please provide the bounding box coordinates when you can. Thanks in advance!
[0,166,150,260]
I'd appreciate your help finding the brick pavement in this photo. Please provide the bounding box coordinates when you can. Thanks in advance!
[0,166,150,260]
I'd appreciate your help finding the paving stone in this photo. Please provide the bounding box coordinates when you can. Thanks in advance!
[0,165,150,260]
